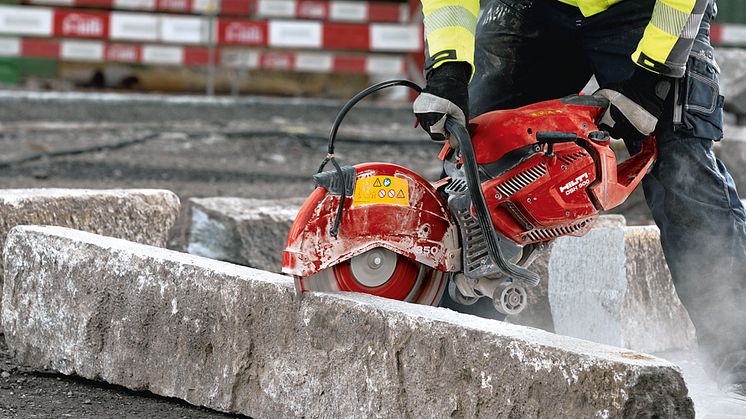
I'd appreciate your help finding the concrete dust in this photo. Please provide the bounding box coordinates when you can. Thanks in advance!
[658,350,746,417]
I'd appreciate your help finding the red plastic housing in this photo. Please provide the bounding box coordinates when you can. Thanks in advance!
[282,163,459,278]
[469,98,656,244]
[283,96,657,279]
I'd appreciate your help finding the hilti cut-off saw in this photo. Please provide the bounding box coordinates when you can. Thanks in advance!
[282,80,655,315]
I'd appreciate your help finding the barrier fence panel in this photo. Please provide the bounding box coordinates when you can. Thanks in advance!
[5,1,738,90]
[0,1,423,82]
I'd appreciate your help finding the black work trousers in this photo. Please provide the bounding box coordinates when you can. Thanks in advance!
[469,0,746,385]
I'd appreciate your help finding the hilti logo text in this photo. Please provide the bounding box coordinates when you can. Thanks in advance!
[63,14,104,37]
[225,23,263,44]
[559,172,590,196]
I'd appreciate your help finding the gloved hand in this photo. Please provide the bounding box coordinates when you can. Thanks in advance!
[594,67,673,143]
[413,62,470,142]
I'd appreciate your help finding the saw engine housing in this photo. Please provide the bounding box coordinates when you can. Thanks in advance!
[464,95,655,245]
[282,91,656,311]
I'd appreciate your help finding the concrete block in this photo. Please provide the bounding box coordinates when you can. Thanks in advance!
[549,220,696,354]
[3,226,694,418]
[717,48,746,119]
[717,125,746,194]
[0,188,180,290]
[186,197,303,272]
[622,227,697,352]
[509,216,626,333]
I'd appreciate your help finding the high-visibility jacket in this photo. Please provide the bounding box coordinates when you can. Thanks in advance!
[422,0,709,78]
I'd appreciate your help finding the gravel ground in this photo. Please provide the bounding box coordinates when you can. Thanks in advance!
[0,337,241,419]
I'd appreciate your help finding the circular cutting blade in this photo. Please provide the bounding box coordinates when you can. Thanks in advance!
[298,247,447,306]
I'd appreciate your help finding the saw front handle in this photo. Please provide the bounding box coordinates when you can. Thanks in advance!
[445,118,540,287]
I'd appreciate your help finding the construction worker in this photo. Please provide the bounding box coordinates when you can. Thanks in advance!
[414,0,746,397]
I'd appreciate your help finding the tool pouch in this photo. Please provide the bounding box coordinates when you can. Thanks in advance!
[674,40,725,141]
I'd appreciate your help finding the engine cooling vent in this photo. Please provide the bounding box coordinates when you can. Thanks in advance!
[445,178,468,195]
[495,163,547,197]
[558,151,587,166]
[522,219,591,242]
[503,201,533,230]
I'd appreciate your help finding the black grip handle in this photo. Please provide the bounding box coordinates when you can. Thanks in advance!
[445,117,541,287]
[536,131,577,157]
[536,131,577,144]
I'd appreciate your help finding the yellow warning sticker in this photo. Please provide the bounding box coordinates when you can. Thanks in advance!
[354,176,409,207]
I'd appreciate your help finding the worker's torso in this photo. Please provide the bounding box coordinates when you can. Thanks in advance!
[556,0,624,17]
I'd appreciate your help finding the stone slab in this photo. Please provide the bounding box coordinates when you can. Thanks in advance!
[3,226,694,418]
[186,197,303,272]
[548,217,627,346]
[549,220,696,354]
[717,125,746,194]
[0,188,180,291]
[622,227,697,353]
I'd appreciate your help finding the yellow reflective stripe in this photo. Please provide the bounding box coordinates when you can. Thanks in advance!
[426,26,476,73]
[656,0,697,13]
[633,0,698,75]
[650,1,690,36]
[421,0,478,76]
[424,5,477,38]
[422,0,479,17]
[633,24,679,69]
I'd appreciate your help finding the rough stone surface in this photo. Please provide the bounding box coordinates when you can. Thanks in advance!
[511,216,635,333]
[549,220,696,354]
[548,216,628,347]
[3,226,694,419]
[717,48,746,119]
[717,125,746,193]
[186,197,304,272]
[622,227,696,353]
[0,188,180,290]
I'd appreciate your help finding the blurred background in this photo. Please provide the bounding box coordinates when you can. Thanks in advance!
[0,0,424,96]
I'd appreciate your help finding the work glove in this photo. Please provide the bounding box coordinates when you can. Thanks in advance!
[594,67,673,144]
[413,62,470,142]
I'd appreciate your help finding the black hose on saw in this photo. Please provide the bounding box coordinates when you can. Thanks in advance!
[445,119,540,287]
[318,79,422,237]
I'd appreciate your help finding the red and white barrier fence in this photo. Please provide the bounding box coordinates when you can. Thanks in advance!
[0,36,408,74]
[24,0,410,22]
[711,24,746,46]
[0,5,421,51]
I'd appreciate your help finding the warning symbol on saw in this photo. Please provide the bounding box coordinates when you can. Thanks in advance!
[353,176,410,207]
